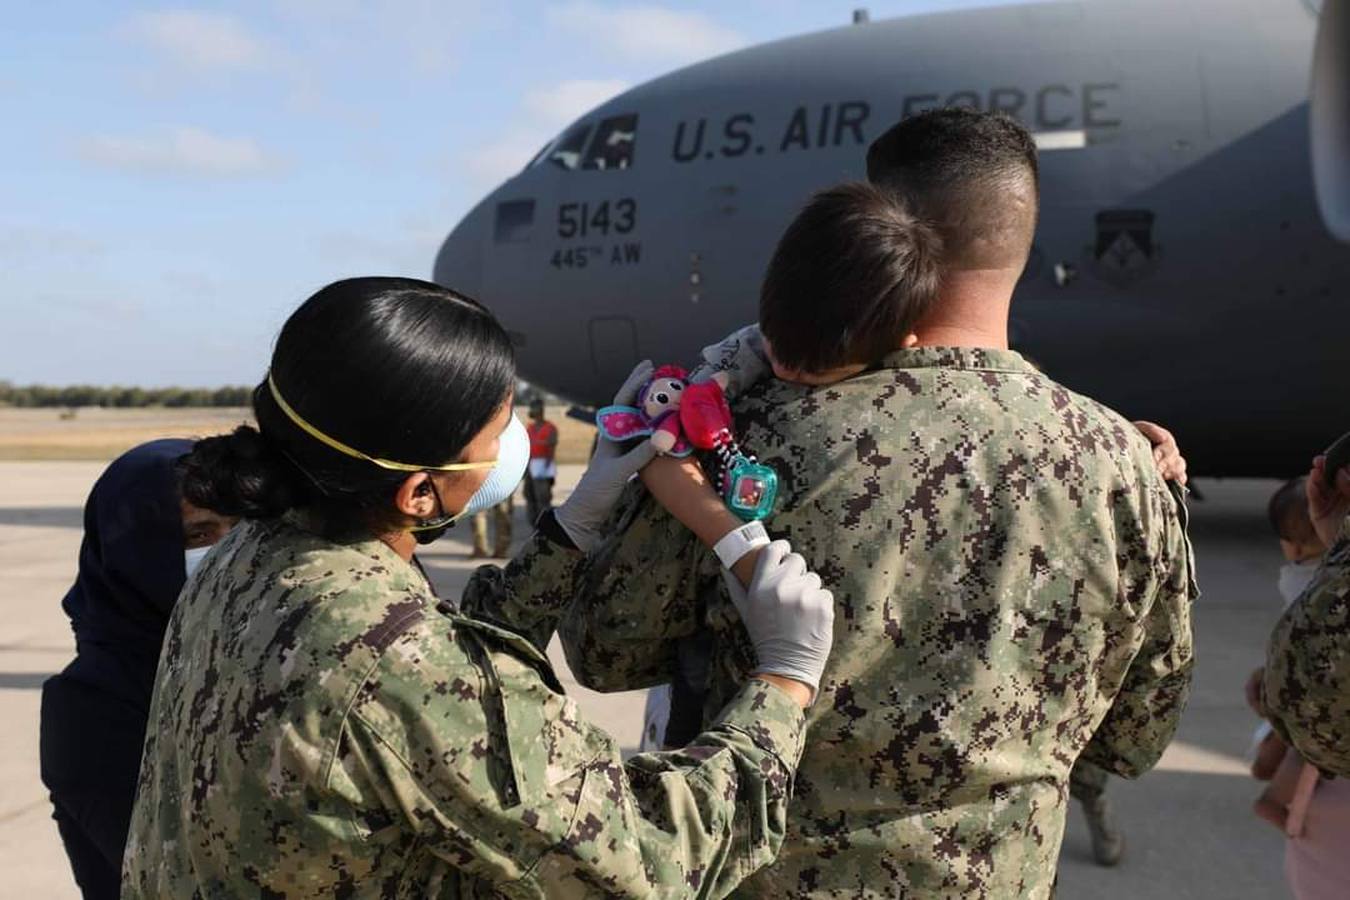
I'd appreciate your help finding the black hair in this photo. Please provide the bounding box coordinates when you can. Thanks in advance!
[866,108,1039,271]
[759,182,943,374]
[179,277,515,537]
[1268,476,1318,546]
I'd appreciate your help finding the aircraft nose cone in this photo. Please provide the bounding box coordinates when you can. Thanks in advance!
[432,201,487,300]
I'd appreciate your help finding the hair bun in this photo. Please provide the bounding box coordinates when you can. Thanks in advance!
[179,425,303,519]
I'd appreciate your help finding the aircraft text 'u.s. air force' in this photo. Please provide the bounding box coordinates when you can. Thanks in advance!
[670,84,1122,163]
[542,84,1126,270]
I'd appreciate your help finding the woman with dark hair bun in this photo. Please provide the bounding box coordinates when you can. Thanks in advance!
[123,277,835,898]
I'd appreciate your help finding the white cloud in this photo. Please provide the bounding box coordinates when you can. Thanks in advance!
[0,226,106,264]
[547,2,743,65]
[462,131,552,191]
[315,223,445,277]
[460,78,627,192]
[79,127,281,178]
[62,293,148,325]
[524,79,628,127]
[274,0,491,75]
[121,10,270,72]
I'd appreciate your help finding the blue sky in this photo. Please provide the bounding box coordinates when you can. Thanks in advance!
[1,0,1011,387]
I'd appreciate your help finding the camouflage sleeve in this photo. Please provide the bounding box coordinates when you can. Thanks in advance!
[1263,516,1350,777]
[1080,481,1198,778]
[340,619,805,898]
[460,529,587,653]
[559,484,715,691]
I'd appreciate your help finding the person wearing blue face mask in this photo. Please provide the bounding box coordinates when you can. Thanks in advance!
[39,439,236,900]
[123,277,837,898]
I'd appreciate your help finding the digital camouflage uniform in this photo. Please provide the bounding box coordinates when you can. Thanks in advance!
[123,517,805,898]
[1263,514,1350,778]
[562,347,1197,899]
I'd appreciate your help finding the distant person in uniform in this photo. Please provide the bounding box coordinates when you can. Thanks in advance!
[524,397,558,523]
[123,277,836,897]
[39,440,235,900]
[1258,459,1350,899]
[562,110,1197,898]
[470,496,512,558]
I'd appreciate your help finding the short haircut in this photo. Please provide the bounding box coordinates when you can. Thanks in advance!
[759,182,942,374]
[866,108,1039,271]
[1268,477,1318,546]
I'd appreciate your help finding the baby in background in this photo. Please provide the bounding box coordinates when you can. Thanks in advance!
[1248,476,1327,834]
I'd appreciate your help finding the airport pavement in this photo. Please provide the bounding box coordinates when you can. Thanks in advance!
[1,462,1291,897]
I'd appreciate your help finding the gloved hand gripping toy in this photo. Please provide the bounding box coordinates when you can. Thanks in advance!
[597,365,778,521]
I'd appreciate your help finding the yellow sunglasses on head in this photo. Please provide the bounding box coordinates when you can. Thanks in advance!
[266,373,498,473]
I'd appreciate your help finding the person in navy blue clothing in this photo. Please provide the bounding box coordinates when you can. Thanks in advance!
[39,439,235,899]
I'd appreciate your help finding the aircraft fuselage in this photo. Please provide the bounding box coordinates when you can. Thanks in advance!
[436,0,1349,477]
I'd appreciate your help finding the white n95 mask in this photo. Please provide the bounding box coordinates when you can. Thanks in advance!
[462,414,531,517]
[1277,558,1321,608]
[413,414,532,545]
[184,545,212,579]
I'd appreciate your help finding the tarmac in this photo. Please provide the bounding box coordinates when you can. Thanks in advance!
[0,462,1292,898]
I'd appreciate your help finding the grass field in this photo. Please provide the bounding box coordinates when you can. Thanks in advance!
[0,407,596,463]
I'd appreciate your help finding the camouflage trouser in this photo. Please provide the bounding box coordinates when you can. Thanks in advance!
[524,476,554,525]
[471,498,513,556]
[1069,759,1110,804]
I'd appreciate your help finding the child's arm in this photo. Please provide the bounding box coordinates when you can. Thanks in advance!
[639,455,762,587]
[1254,747,1315,834]
[651,414,683,454]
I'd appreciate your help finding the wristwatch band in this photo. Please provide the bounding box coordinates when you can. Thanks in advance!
[713,521,770,570]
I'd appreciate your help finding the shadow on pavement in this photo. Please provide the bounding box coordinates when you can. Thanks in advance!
[0,508,83,529]
[0,672,54,690]
[1056,767,1284,898]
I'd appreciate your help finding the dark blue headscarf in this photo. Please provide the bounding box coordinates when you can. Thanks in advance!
[60,439,191,708]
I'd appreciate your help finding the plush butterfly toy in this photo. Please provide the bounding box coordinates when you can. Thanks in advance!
[597,365,700,456]
[596,364,778,521]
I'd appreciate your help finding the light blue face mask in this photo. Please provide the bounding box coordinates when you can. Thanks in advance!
[413,414,531,543]
[462,413,531,518]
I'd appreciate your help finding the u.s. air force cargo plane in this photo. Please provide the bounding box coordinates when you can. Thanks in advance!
[435,0,1350,477]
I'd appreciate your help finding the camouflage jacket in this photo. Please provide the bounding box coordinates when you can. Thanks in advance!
[1264,514,1350,777]
[123,517,805,899]
[561,347,1197,899]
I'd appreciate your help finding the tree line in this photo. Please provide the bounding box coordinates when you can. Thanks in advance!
[0,382,252,408]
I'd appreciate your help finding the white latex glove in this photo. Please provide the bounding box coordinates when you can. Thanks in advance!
[691,323,770,399]
[721,540,835,699]
[554,361,658,552]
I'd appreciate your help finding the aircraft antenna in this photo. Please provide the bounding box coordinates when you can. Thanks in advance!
[852,8,870,25]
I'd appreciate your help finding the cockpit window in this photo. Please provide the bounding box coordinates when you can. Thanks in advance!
[583,114,638,171]
[548,123,592,171]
